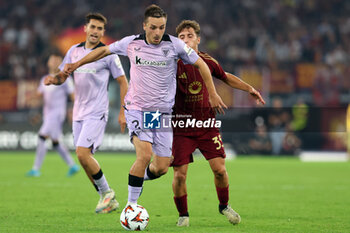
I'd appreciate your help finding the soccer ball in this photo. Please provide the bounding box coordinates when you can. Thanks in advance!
[120,204,149,231]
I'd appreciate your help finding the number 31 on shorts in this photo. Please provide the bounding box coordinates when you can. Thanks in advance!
[212,135,224,150]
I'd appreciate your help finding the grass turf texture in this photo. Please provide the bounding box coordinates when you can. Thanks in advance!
[1,152,350,233]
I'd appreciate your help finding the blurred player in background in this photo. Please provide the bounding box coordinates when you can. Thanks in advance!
[27,54,79,177]
[63,5,226,211]
[44,13,128,214]
[172,20,265,227]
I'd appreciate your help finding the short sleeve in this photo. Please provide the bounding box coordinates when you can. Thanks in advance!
[212,62,227,81]
[108,35,136,56]
[171,36,199,65]
[203,55,227,81]
[58,45,77,71]
[107,54,125,79]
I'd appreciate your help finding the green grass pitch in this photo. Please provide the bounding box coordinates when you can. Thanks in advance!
[1,152,350,233]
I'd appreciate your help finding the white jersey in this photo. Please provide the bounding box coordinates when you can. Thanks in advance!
[38,75,74,122]
[59,42,125,121]
[109,34,199,112]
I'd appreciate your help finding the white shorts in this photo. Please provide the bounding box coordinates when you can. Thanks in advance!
[125,109,172,157]
[39,115,64,141]
[72,118,107,154]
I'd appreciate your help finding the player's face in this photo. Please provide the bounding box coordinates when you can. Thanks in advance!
[143,17,166,45]
[47,55,62,72]
[84,19,105,46]
[178,27,200,51]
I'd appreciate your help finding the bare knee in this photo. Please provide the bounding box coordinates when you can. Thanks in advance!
[76,148,91,166]
[150,163,168,177]
[174,169,187,184]
[213,167,227,180]
[150,156,171,177]
[137,152,152,166]
[134,141,152,167]
[155,165,168,176]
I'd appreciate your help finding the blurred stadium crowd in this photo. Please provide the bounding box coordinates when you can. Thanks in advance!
[0,0,349,154]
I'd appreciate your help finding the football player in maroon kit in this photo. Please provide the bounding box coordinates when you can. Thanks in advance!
[171,20,265,227]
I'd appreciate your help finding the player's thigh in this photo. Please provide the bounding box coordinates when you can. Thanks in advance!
[132,135,152,163]
[152,153,172,171]
[171,135,197,166]
[173,163,189,180]
[76,146,93,158]
[152,129,173,158]
[197,130,226,160]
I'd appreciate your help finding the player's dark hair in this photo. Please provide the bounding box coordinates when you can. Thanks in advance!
[176,20,201,36]
[144,4,167,22]
[85,12,107,27]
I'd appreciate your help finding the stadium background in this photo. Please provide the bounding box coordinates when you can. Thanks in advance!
[1,1,350,233]
[0,0,349,155]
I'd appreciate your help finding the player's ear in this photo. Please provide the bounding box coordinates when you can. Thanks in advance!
[197,36,201,45]
[84,25,87,33]
[143,22,147,31]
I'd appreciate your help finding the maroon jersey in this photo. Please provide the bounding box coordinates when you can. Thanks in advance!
[173,51,228,135]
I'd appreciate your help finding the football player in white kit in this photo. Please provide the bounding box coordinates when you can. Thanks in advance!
[44,13,128,214]
[63,5,226,213]
[27,54,79,178]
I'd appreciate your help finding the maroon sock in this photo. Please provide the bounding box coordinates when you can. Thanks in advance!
[174,195,189,216]
[216,186,229,206]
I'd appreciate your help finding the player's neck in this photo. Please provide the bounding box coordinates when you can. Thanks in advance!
[146,38,160,45]
[192,45,199,53]
[85,41,99,49]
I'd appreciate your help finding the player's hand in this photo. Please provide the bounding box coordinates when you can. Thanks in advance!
[63,63,78,76]
[118,112,127,133]
[209,93,227,115]
[249,87,265,105]
[44,75,55,85]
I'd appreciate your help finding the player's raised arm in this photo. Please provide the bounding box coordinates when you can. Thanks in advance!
[63,46,111,75]
[224,72,266,105]
[193,57,227,114]
[44,72,69,86]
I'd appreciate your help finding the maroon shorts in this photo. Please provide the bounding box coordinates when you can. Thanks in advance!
[171,130,226,166]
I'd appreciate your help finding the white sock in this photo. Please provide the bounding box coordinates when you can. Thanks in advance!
[33,137,47,170]
[92,170,110,194]
[55,143,75,167]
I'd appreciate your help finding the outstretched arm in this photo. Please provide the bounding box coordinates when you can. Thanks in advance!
[63,46,111,75]
[44,72,69,86]
[193,57,227,114]
[224,72,265,105]
[116,75,128,133]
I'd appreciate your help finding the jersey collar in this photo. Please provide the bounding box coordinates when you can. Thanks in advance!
[137,34,171,45]
[77,41,105,50]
